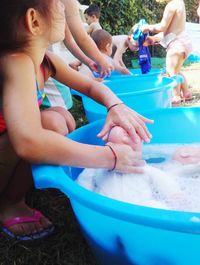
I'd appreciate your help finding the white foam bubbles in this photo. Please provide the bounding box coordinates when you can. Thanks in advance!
[76,144,200,212]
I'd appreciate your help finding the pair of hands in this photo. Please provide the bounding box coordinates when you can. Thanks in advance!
[98,104,154,173]
[87,59,114,78]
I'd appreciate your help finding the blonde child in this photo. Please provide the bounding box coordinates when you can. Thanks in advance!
[112,35,139,69]
[141,0,192,105]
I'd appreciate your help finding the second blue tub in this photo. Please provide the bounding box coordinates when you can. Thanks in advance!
[82,75,180,122]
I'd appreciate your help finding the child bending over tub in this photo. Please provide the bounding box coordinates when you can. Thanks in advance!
[0,0,153,241]
[70,29,132,79]
[140,0,193,106]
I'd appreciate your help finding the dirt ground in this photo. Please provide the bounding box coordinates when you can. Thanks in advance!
[181,62,200,106]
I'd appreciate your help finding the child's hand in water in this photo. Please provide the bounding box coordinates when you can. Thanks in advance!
[106,142,145,174]
[105,126,143,158]
[173,146,200,164]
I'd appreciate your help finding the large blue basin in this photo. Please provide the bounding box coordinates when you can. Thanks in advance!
[32,107,200,265]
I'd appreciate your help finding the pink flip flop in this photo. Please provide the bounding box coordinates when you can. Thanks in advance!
[1,210,54,240]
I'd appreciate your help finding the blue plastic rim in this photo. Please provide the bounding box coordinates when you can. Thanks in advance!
[32,107,200,265]
[104,67,166,80]
[82,75,181,122]
[70,67,166,97]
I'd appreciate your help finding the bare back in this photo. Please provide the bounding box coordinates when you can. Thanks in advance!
[162,0,186,35]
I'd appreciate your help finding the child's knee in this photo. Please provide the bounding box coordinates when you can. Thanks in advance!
[51,107,76,133]
[52,116,69,136]
[41,110,69,136]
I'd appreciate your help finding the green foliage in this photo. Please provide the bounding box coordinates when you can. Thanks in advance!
[185,0,199,23]
[79,0,198,60]
[80,0,198,35]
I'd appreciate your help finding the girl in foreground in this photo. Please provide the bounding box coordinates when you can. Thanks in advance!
[0,0,153,240]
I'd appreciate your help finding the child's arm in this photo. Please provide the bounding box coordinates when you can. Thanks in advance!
[113,47,127,69]
[2,53,144,173]
[113,61,132,75]
[63,24,95,69]
[143,33,164,46]
[47,50,153,143]
[142,3,176,33]
[62,0,113,77]
[78,63,100,80]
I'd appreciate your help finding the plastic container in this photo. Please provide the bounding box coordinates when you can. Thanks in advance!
[32,107,200,265]
[82,75,181,123]
[70,68,165,97]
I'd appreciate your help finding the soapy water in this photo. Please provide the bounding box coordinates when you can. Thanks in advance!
[76,144,200,212]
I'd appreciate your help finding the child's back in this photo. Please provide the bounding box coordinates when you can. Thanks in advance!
[163,0,186,36]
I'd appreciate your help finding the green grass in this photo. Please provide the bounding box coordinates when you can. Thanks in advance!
[0,96,97,265]
[0,189,97,265]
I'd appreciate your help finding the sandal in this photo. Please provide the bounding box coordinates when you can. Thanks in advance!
[1,210,55,240]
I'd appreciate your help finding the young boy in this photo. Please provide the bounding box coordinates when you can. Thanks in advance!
[75,29,132,79]
[141,0,192,105]
[84,4,102,35]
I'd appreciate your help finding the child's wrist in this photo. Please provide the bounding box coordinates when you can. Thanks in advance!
[105,144,117,171]
[107,102,124,113]
[149,25,154,32]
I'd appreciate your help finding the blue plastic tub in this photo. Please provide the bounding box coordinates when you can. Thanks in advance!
[32,107,200,265]
[70,68,166,97]
[82,75,180,123]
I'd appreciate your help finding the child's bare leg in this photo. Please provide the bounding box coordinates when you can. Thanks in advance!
[0,154,52,236]
[166,51,184,104]
[178,73,192,100]
[41,106,76,135]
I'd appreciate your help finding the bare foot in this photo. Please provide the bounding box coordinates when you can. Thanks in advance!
[172,95,182,106]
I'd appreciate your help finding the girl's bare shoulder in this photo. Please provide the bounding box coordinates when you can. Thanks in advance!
[0,53,34,76]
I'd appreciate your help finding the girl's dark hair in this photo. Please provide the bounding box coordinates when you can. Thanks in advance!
[0,0,52,54]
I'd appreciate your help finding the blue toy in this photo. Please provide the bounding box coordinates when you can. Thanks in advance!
[132,19,151,74]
